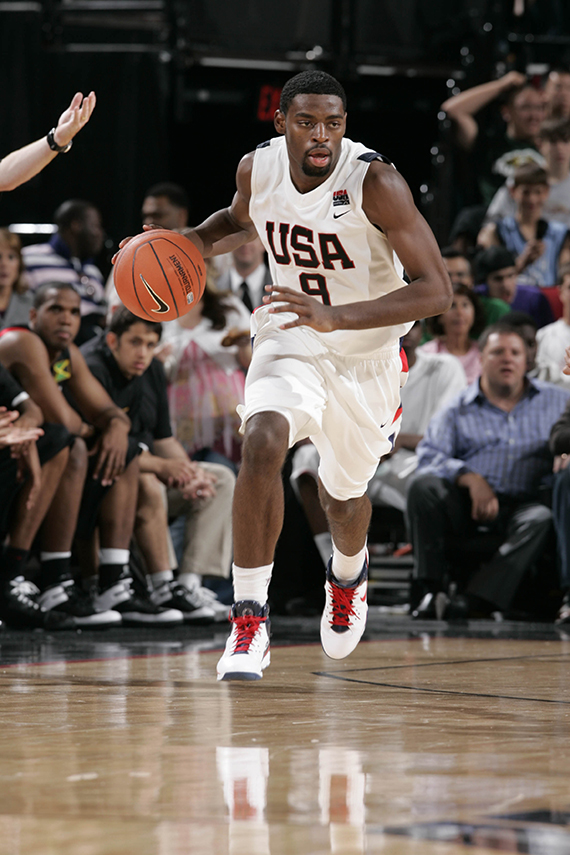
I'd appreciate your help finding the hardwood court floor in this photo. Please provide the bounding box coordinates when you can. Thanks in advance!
[0,615,569,854]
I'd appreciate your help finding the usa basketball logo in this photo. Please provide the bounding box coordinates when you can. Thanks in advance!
[333,189,350,207]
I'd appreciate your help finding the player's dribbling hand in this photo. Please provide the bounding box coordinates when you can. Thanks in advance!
[263,285,337,333]
[112,225,163,264]
[563,345,570,376]
[54,91,96,149]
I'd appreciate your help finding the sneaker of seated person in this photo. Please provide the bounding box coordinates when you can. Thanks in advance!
[38,579,122,628]
[410,591,437,620]
[177,573,229,621]
[149,578,217,624]
[94,574,184,626]
[320,558,368,660]
[438,591,497,621]
[409,579,441,620]
[216,600,271,681]
[0,576,75,630]
[196,585,231,621]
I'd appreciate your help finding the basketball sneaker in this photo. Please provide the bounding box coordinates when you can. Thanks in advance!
[94,575,184,626]
[150,579,216,624]
[0,576,75,630]
[38,579,122,628]
[216,600,270,681]
[177,574,229,622]
[320,558,368,660]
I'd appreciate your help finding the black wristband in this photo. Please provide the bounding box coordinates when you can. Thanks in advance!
[47,128,72,154]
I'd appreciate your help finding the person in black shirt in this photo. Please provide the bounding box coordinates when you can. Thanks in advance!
[0,283,139,627]
[82,307,234,622]
[0,364,79,627]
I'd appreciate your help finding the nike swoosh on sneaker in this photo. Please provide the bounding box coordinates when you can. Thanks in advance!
[333,210,351,219]
[140,274,170,314]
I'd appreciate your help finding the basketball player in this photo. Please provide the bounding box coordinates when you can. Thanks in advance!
[119,70,452,680]
[0,92,96,192]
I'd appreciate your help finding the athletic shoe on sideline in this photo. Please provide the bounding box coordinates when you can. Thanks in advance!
[320,558,368,660]
[38,579,122,628]
[180,576,229,622]
[0,576,74,630]
[216,600,270,681]
[94,576,184,626]
[150,579,216,624]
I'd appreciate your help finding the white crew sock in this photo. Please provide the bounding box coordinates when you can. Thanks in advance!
[232,563,273,606]
[99,548,130,566]
[314,531,333,565]
[331,542,367,584]
[150,569,174,588]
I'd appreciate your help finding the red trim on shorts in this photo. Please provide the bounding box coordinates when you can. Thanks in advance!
[392,404,403,424]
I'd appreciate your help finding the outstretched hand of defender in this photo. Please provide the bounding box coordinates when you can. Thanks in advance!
[264,285,337,333]
[54,91,96,148]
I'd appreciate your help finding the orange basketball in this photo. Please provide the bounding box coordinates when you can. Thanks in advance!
[114,229,206,322]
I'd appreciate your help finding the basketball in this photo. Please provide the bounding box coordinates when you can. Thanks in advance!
[113,229,206,322]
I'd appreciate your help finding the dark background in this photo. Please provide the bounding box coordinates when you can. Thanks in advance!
[1,0,570,274]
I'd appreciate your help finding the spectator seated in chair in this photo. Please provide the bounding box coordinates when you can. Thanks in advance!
[407,322,570,620]
[81,306,234,622]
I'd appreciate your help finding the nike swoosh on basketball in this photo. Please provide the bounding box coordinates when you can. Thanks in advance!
[140,274,170,314]
[333,210,350,219]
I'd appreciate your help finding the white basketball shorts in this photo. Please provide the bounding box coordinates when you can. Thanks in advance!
[238,325,408,501]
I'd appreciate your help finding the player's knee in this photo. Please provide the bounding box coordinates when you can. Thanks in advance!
[242,413,289,471]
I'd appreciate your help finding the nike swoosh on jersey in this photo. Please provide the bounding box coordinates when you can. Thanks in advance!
[140,274,170,314]
[333,210,351,219]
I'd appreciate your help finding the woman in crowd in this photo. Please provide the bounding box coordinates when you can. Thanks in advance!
[418,284,486,383]
[161,268,252,472]
[0,229,34,329]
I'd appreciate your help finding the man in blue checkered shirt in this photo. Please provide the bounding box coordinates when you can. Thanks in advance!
[407,322,570,620]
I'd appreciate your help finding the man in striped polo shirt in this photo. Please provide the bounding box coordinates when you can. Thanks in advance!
[22,199,106,345]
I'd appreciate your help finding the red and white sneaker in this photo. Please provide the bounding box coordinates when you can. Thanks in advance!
[216,600,270,681]
[320,558,368,660]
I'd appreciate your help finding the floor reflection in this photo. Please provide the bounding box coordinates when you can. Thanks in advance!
[0,633,569,854]
[380,820,570,853]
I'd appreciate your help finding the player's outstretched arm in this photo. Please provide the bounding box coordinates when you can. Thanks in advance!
[0,91,96,192]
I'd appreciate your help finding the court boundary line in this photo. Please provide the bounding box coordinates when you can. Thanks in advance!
[330,650,570,674]
[312,670,570,704]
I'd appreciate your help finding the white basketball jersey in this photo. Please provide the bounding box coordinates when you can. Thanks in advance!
[249,135,412,357]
